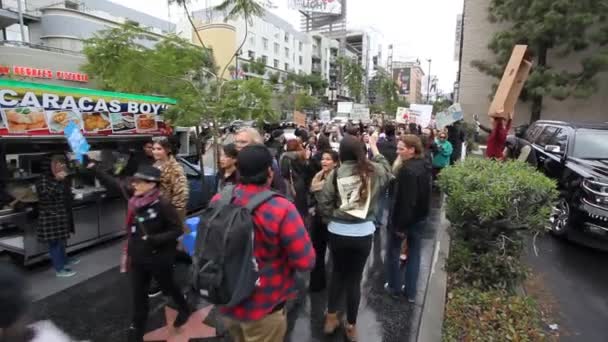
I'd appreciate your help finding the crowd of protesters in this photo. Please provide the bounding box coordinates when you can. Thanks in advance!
[2,117,461,342]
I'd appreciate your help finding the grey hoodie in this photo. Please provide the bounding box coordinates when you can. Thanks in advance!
[317,154,392,223]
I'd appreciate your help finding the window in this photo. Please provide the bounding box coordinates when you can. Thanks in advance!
[525,124,543,142]
[547,128,569,152]
[262,38,268,50]
[285,63,289,71]
[284,33,289,43]
[273,59,279,68]
[536,126,558,147]
[299,41,303,52]
[261,55,268,65]
[299,56,303,65]
[573,129,608,159]
[274,43,279,54]
[248,50,255,59]
[249,33,256,46]
[285,47,289,58]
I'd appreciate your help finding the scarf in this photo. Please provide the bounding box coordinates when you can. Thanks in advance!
[126,188,161,227]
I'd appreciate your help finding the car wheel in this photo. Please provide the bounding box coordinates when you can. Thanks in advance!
[549,197,571,237]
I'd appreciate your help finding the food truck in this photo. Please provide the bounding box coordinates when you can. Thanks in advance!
[0,79,194,265]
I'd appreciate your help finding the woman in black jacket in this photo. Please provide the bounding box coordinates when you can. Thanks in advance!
[385,135,432,303]
[90,164,191,342]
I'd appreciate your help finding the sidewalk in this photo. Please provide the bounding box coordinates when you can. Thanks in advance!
[20,196,448,341]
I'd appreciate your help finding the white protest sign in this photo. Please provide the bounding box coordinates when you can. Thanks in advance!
[436,103,464,129]
[337,102,353,115]
[320,109,331,122]
[396,107,409,123]
[409,104,433,127]
[351,104,370,122]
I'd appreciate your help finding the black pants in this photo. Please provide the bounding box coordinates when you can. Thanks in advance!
[130,262,189,337]
[309,215,328,291]
[327,233,373,325]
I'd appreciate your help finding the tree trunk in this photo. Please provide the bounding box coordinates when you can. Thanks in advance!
[530,46,547,123]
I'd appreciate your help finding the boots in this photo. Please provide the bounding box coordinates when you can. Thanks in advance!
[174,305,193,328]
[345,324,358,342]
[323,312,340,334]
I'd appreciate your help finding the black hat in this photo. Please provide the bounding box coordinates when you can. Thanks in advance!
[237,145,273,178]
[133,165,161,183]
[0,264,28,328]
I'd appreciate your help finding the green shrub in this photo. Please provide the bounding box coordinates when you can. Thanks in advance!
[438,159,557,232]
[438,159,557,290]
[447,239,527,290]
[443,287,549,342]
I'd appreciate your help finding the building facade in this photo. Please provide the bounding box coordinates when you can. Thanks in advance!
[392,61,425,105]
[193,7,313,80]
[0,0,174,88]
[459,0,608,126]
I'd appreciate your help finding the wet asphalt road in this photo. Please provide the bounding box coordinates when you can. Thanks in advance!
[524,234,608,341]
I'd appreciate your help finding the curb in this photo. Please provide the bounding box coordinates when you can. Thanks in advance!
[416,203,450,342]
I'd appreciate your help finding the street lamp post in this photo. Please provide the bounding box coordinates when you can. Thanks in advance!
[426,58,432,103]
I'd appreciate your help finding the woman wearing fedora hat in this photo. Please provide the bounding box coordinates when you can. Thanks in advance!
[89,163,192,342]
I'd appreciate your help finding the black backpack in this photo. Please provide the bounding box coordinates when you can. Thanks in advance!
[191,185,277,307]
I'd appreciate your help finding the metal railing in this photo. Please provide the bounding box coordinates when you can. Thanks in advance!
[0,40,83,56]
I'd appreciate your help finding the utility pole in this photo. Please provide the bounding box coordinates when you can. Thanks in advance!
[17,0,26,42]
[426,58,432,103]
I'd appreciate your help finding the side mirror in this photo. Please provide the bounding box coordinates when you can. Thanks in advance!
[544,145,562,153]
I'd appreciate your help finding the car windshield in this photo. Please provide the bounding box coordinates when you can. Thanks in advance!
[573,129,608,159]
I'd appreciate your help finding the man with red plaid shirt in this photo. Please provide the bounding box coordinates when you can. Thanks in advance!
[213,144,315,342]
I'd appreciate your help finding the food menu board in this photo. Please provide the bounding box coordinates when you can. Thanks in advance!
[0,79,176,136]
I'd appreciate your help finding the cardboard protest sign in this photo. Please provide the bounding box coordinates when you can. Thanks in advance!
[294,111,307,127]
[488,45,533,120]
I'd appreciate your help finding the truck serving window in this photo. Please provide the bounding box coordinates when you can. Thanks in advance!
[573,129,608,159]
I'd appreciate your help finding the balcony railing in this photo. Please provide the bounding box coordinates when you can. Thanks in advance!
[0,40,83,56]
[0,0,42,16]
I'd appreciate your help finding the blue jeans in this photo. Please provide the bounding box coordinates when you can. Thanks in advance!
[385,220,425,299]
[48,239,67,272]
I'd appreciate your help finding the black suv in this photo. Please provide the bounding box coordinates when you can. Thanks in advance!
[519,121,608,249]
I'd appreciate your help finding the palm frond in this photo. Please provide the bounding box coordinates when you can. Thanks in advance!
[215,0,265,22]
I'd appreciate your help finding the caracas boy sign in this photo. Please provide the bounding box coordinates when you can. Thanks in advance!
[0,79,176,136]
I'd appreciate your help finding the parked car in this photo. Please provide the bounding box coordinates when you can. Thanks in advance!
[177,157,217,214]
[518,121,608,249]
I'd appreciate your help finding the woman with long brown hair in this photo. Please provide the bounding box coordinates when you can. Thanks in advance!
[385,135,432,302]
[317,134,391,342]
[151,138,189,219]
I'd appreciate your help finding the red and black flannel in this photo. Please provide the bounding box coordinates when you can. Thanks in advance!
[213,184,316,321]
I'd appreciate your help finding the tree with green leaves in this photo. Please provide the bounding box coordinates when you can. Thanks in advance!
[338,57,365,102]
[370,68,409,120]
[472,0,608,122]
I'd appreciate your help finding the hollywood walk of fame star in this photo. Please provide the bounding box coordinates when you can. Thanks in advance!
[144,305,216,342]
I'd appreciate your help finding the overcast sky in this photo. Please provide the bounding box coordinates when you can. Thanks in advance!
[113,0,464,93]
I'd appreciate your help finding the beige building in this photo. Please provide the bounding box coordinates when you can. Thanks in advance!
[392,61,425,105]
[459,0,608,126]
